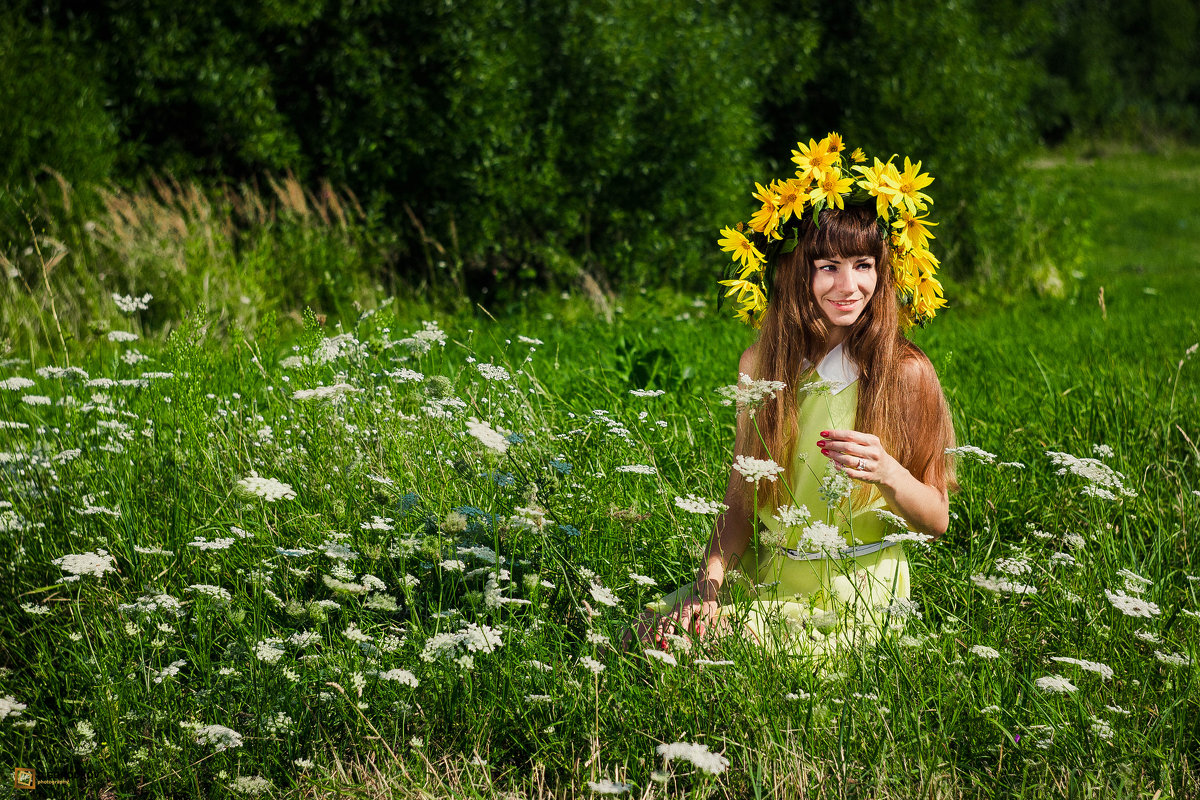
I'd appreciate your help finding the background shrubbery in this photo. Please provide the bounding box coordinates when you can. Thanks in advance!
[1,0,1196,328]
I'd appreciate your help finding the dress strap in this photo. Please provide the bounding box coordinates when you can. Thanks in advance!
[780,538,899,562]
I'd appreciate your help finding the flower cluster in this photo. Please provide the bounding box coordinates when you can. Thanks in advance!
[717,132,945,329]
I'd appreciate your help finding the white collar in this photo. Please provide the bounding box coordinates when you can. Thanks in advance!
[812,342,860,395]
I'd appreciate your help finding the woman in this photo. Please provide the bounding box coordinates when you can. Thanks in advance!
[636,134,956,655]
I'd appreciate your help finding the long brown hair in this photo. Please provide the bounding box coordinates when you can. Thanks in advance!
[739,204,957,511]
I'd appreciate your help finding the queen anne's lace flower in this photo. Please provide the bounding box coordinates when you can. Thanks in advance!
[465,418,509,454]
[674,494,728,515]
[1035,674,1077,694]
[1050,656,1114,680]
[733,455,784,484]
[656,741,730,775]
[236,473,296,502]
[52,550,116,580]
[1105,589,1160,618]
[969,645,1000,659]
[716,374,786,414]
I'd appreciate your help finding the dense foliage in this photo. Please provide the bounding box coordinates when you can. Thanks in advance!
[1,0,1193,294]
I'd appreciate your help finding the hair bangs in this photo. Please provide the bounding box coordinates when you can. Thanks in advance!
[808,205,887,262]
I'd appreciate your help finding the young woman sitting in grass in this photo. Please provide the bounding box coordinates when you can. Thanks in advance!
[631,133,957,655]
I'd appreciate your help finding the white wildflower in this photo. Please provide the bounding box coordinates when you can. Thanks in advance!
[0,695,28,720]
[589,583,619,608]
[587,778,633,794]
[380,669,419,687]
[107,330,139,342]
[52,550,116,580]
[644,649,678,666]
[1105,589,1160,618]
[236,473,296,502]
[1154,650,1191,667]
[112,292,152,313]
[970,645,1001,659]
[773,504,811,527]
[971,575,1037,595]
[186,584,233,604]
[1045,450,1135,498]
[674,494,728,515]
[656,741,729,775]
[466,417,509,454]
[995,558,1032,576]
[616,464,657,475]
[579,656,605,674]
[1050,656,1114,680]
[292,383,358,401]
[716,373,786,415]
[945,445,997,464]
[798,521,845,553]
[475,362,511,381]
[0,377,35,391]
[190,723,244,752]
[1116,568,1152,594]
[229,775,272,795]
[1035,674,1077,694]
[733,455,784,484]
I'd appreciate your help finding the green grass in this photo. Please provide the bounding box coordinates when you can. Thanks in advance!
[1,148,1198,799]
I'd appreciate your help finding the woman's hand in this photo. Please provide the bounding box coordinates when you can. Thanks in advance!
[817,429,901,487]
[622,579,729,650]
[816,427,950,537]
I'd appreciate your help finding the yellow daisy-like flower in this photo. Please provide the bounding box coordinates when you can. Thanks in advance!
[854,158,900,219]
[892,210,938,252]
[850,147,867,164]
[909,246,941,272]
[718,226,765,271]
[887,156,935,214]
[719,278,767,312]
[913,273,947,322]
[808,168,855,211]
[822,132,845,159]
[791,137,838,183]
[749,182,782,239]
[892,254,920,300]
[771,178,808,224]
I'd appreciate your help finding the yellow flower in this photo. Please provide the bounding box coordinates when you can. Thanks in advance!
[821,132,845,159]
[790,137,838,183]
[748,182,781,239]
[808,168,855,210]
[718,227,764,271]
[771,178,808,223]
[887,157,935,214]
[854,158,900,219]
[913,273,947,320]
[720,279,767,319]
[892,254,920,299]
[850,147,867,164]
[909,246,941,272]
[892,210,938,252]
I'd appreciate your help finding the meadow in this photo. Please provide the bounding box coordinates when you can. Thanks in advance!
[1,147,1198,799]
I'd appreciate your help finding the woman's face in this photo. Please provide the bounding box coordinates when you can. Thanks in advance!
[811,254,878,344]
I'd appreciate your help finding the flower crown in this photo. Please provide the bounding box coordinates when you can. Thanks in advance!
[717,132,947,330]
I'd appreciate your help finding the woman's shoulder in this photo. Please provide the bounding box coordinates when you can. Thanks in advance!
[739,342,760,377]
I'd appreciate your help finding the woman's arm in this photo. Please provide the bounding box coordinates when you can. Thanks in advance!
[644,345,760,643]
[817,357,951,537]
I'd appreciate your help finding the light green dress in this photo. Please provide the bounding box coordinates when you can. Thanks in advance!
[650,345,910,658]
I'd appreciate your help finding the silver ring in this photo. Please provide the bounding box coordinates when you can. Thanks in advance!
[856,457,866,471]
